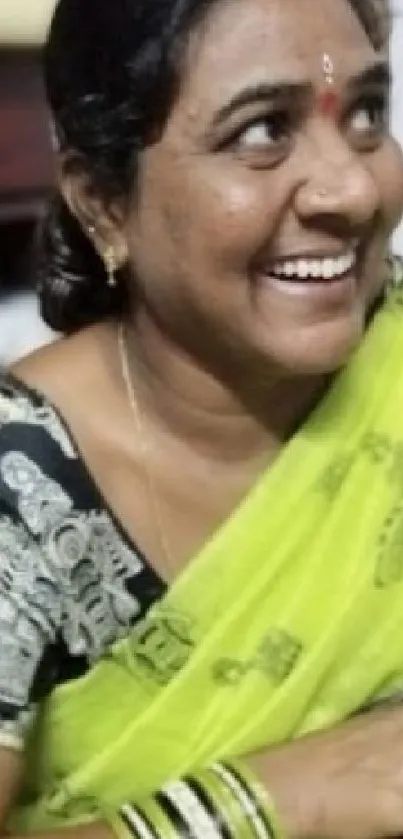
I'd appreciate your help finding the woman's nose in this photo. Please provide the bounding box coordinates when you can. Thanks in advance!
[295,136,380,229]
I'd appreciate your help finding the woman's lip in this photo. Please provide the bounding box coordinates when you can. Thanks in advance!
[264,239,362,264]
[260,269,357,301]
[267,272,350,285]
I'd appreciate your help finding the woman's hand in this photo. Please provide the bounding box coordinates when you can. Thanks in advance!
[249,704,403,839]
[5,706,403,839]
[0,749,23,830]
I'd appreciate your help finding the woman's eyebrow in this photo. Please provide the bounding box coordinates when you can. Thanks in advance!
[211,81,311,127]
[345,59,391,92]
[210,59,391,128]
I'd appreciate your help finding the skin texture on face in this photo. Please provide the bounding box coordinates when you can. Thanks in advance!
[123,0,403,383]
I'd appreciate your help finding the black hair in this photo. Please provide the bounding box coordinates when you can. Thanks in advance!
[37,0,388,334]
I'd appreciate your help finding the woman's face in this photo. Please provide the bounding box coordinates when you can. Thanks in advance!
[125,0,403,377]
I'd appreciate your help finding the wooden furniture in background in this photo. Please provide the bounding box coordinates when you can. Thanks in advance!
[0,47,54,287]
[0,48,53,222]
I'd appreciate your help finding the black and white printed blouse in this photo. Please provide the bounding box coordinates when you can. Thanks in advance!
[0,374,166,751]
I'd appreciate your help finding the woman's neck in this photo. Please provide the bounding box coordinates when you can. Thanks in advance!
[118,311,329,468]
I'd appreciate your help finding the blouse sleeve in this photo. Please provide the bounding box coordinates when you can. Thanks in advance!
[0,502,62,751]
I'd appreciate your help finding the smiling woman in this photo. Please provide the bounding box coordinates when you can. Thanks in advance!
[1,2,403,839]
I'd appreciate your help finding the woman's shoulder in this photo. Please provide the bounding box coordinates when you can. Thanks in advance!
[0,322,134,544]
[10,321,103,407]
[10,319,117,423]
[0,327,81,463]
[0,326,107,521]
[0,363,82,535]
[0,367,77,464]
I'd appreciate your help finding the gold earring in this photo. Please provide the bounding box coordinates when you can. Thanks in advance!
[104,246,117,288]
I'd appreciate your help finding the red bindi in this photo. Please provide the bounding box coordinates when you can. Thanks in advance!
[318,86,340,118]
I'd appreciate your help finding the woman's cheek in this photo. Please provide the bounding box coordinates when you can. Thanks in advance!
[372,139,403,232]
[182,168,286,261]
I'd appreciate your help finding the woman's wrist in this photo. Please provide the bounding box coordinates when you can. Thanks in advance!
[221,759,287,839]
[247,746,317,839]
[109,760,286,839]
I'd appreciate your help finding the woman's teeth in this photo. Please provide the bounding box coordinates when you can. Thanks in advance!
[270,250,356,282]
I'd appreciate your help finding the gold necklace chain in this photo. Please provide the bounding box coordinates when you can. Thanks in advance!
[117,320,176,578]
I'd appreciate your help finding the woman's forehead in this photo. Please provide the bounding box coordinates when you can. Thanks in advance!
[182,0,378,98]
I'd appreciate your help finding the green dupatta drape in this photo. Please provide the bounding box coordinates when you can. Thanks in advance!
[12,282,403,833]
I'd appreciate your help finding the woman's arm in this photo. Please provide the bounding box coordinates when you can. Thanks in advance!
[4,704,403,839]
[0,750,23,827]
[0,750,113,839]
[250,703,403,839]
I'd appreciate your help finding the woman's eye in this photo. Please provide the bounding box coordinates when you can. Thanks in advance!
[236,113,291,149]
[349,96,387,136]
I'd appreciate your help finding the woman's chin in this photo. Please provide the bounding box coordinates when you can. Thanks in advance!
[259,308,367,377]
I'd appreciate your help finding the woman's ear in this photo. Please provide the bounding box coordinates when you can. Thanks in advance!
[57,152,129,268]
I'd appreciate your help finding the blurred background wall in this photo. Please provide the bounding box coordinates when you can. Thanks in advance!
[0,1,54,45]
[0,1,55,362]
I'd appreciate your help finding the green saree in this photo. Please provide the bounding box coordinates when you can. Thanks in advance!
[12,282,403,833]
